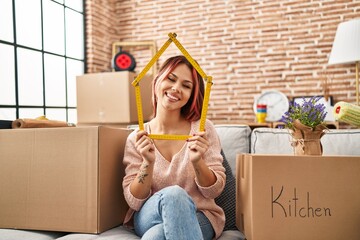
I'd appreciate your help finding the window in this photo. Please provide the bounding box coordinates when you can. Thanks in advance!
[0,0,85,123]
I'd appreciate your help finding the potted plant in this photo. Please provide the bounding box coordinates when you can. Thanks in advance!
[280,96,328,155]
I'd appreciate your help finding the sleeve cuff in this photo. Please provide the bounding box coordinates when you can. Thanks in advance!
[195,169,225,199]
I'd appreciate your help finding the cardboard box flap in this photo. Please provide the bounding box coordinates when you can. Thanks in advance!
[98,126,132,232]
[236,154,254,238]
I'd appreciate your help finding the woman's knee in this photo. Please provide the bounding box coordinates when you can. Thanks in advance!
[141,223,165,240]
[161,185,186,197]
[159,185,196,210]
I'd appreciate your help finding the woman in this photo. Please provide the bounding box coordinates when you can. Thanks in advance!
[122,55,226,240]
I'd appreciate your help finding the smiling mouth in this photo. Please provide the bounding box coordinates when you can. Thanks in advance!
[166,92,180,101]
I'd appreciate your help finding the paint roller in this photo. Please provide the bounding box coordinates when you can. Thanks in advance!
[333,101,360,127]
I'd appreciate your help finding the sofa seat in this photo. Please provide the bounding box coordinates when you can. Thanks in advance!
[0,226,245,240]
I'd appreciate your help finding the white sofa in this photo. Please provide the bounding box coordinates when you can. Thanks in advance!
[1,125,359,240]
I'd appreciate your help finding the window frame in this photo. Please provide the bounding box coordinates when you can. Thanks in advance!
[0,0,86,123]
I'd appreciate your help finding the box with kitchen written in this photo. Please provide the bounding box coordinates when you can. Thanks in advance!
[76,71,153,125]
[236,154,360,240]
[0,126,132,233]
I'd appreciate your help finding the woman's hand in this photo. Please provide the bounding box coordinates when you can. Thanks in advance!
[187,131,209,163]
[130,130,155,198]
[135,130,155,163]
[187,131,216,187]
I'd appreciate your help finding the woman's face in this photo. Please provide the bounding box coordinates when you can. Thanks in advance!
[156,63,194,112]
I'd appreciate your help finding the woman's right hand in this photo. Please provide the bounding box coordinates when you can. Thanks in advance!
[135,130,155,163]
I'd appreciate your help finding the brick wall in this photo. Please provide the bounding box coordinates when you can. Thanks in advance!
[85,0,360,124]
[85,0,118,72]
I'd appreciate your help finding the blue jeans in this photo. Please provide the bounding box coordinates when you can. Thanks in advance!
[134,185,215,240]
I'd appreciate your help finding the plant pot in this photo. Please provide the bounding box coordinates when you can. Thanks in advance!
[290,119,327,156]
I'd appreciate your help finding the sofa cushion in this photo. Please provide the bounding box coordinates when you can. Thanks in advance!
[251,128,293,154]
[215,125,251,176]
[56,226,140,240]
[251,127,360,156]
[0,229,66,240]
[215,150,237,231]
[218,230,246,240]
[51,225,246,240]
[322,129,360,155]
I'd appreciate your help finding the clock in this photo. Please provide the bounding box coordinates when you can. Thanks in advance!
[253,90,290,122]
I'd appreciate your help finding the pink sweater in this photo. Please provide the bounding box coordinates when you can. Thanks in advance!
[122,119,226,239]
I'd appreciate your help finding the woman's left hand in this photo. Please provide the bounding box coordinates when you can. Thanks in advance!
[187,131,209,163]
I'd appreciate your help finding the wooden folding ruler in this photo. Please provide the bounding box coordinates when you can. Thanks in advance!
[132,33,212,140]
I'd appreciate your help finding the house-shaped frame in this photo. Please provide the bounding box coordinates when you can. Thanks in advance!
[131,33,213,140]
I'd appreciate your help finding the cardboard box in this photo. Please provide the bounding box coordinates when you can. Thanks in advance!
[76,71,153,124]
[236,154,360,240]
[0,126,132,233]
